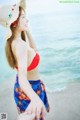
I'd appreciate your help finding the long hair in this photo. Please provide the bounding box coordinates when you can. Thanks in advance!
[5,6,26,69]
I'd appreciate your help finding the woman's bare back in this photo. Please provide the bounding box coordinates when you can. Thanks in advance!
[11,39,40,80]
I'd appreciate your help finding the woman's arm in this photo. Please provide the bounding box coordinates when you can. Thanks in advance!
[26,29,38,52]
[15,42,38,99]
[15,41,46,118]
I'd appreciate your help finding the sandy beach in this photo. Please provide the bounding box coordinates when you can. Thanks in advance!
[0,76,80,120]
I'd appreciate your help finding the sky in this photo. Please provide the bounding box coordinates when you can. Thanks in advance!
[0,0,80,15]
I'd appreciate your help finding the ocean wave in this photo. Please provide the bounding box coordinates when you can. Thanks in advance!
[46,86,67,93]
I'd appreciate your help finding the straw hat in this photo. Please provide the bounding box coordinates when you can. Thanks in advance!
[0,0,26,40]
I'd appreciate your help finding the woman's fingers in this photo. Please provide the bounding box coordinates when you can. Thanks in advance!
[35,106,46,120]
[25,102,32,114]
[36,108,41,120]
[25,99,46,120]
[42,106,46,120]
[43,116,46,120]
[30,113,35,120]
[25,102,36,120]
[17,112,35,120]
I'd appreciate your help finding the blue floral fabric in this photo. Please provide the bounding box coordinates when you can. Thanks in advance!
[14,74,50,120]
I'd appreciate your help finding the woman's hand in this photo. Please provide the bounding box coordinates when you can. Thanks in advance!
[17,112,35,120]
[25,95,46,120]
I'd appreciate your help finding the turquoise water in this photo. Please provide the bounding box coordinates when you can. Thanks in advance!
[0,12,80,92]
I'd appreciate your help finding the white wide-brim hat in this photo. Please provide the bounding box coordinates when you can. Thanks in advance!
[0,0,26,41]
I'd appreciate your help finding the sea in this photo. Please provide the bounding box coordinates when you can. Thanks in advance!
[0,9,80,92]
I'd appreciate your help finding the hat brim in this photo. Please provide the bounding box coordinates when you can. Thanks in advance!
[6,0,26,40]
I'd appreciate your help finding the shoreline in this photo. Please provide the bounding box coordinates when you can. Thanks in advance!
[0,76,80,120]
[0,75,80,93]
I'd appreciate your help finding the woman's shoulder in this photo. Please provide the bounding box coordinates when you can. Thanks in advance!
[11,39,29,61]
[12,39,29,51]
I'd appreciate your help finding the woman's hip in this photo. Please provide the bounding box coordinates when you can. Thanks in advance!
[14,74,50,114]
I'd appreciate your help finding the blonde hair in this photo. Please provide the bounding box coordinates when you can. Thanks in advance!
[5,6,26,69]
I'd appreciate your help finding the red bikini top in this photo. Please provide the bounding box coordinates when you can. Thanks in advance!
[15,52,40,71]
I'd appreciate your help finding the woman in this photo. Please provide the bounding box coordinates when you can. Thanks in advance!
[0,0,50,120]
